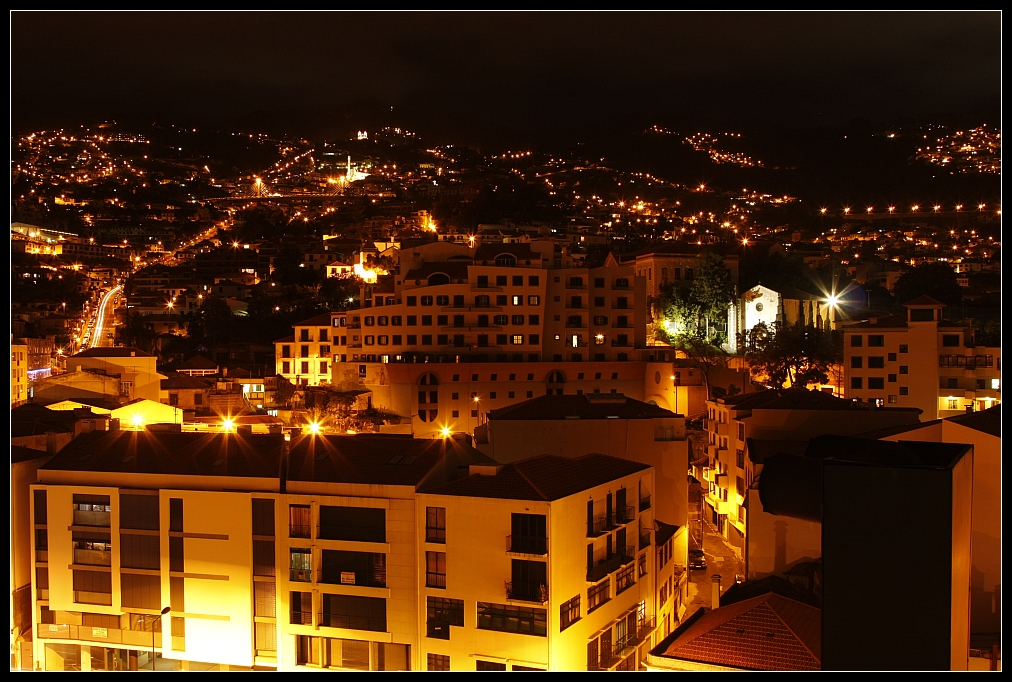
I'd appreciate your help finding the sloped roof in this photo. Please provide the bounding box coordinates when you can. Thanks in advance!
[177,355,218,370]
[12,445,52,465]
[720,574,821,609]
[945,403,1001,437]
[161,373,214,390]
[903,295,947,307]
[286,434,489,487]
[488,394,676,421]
[425,454,649,501]
[11,403,83,437]
[71,347,152,358]
[473,242,540,262]
[652,594,821,671]
[41,430,285,479]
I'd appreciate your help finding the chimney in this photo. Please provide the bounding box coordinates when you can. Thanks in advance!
[711,574,722,609]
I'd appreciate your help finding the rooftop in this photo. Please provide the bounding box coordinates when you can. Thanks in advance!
[425,453,649,501]
[650,593,821,671]
[177,354,218,371]
[488,393,677,421]
[41,430,286,479]
[161,373,214,389]
[720,388,918,413]
[71,346,152,358]
[295,312,333,327]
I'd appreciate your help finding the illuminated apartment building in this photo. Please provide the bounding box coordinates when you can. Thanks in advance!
[416,455,660,671]
[12,338,29,406]
[65,347,166,403]
[26,430,663,671]
[842,296,1001,419]
[698,389,921,558]
[274,313,334,387]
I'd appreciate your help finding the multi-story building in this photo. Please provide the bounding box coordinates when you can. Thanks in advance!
[416,454,659,671]
[12,338,29,406]
[65,347,166,403]
[842,295,1001,419]
[699,388,921,559]
[274,240,704,431]
[26,429,665,671]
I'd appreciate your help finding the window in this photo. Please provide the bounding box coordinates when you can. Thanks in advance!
[560,595,581,631]
[321,594,387,633]
[421,296,433,306]
[851,377,863,390]
[868,335,885,347]
[851,335,863,347]
[290,549,312,582]
[318,506,385,542]
[320,550,386,587]
[428,654,450,671]
[528,276,540,286]
[436,295,450,306]
[364,316,375,327]
[948,399,959,410]
[301,361,311,373]
[851,356,863,369]
[888,352,897,361]
[587,579,610,612]
[426,551,446,588]
[512,335,524,345]
[888,395,898,404]
[638,553,647,578]
[427,596,464,639]
[528,295,540,306]
[899,344,908,353]
[899,365,909,374]
[407,296,417,306]
[942,334,961,347]
[888,374,897,382]
[868,356,885,369]
[300,329,310,342]
[477,661,507,671]
[616,564,635,595]
[900,386,909,395]
[426,507,446,543]
[300,345,310,358]
[476,602,547,637]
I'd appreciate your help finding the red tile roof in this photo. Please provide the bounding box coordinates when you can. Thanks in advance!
[654,593,821,670]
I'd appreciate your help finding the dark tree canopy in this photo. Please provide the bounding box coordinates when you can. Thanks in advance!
[892,262,962,307]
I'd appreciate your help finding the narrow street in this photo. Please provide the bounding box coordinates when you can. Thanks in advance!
[685,481,745,616]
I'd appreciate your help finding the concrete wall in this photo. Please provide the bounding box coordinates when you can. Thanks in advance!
[744,488,821,580]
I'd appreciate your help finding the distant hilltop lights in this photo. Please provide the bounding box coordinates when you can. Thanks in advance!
[818,203,998,216]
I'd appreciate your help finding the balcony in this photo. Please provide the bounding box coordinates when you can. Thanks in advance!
[73,510,110,527]
[639,531,651,550]
[426,572,446,589]
[426,527,446,544]
[587,515,609,538]
[73,548,111,566]
[587,546,635,583]
[508,535,547,555]
[610,340,632,347]
[716,421,729,436]
[616,505,636,525]
[639,494,651,512]
[318,612,386,632]
[620,545,636,566]
[613,617,657,659]
[289,523,311,539]
[290,568,312,583]
[505,581,548,604]
[290,610,312,625]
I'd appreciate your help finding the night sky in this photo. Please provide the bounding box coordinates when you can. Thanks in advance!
[11,12,1002,134]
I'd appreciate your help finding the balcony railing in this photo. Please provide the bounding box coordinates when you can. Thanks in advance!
[426,572,446,589]
[507,535,547,555]
[73,548,112,566]
[587,548,634,583]
[290,610,312,625]
[506,581,548,604]
[73,510,110,527]
[620,545,636,565]
[289,523,311,539]
[318,613,386,632]
[587,516,609,538]
[290,568,312,582]
[426,527,446,544]
[639,494,651,512]
[616,505,636,524]
[639,531,651,550]
[613,617,657,658]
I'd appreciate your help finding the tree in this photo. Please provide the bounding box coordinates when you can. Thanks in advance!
[744,321,843,388]
[672,329,728,400]
[892,262,962,307]
[656,250,736,343]
[273,375,296,408]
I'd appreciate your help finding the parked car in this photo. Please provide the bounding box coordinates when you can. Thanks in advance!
[688,549,707,570]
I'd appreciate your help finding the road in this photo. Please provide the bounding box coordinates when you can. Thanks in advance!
[91,285,123,348]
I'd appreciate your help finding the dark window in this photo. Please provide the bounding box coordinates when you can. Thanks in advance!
[427,596,464,639]
[868,356,885,369]
[476,602,547,637]
[289,505,311,538]
[169,498,183,532]
[868,335,885,347]
[426,507,446,543]
[910,309,934,321]
[900,366,909,374]
[252,498,274,537]
[851,377,863,390]
[428,654,450,671]
[888,352,897,361]
[851,356,863,369]
[899,344,908,353]
[120,534,159,570]
[290,591,312,624]
[851,335,863,347]
[888,374,897,383]
[321,550,386,587]
[254,540,276,577]
[426,551,446,588]
[120,494,159,530]
[477,661,508,671]
[34,490,47,525]
[560,595,581,631]
[900,386,909,395]
[121,573,160,610]
[868,378,885,390]
[321,593,387,632]
[510,514,547,555]
[942,334,961,347]
[318,506,385,542]
[508,559,548,602]
[529,276,540,286]
[587,579,610,612]
[169,536,184,572]
[254,582,276,619]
